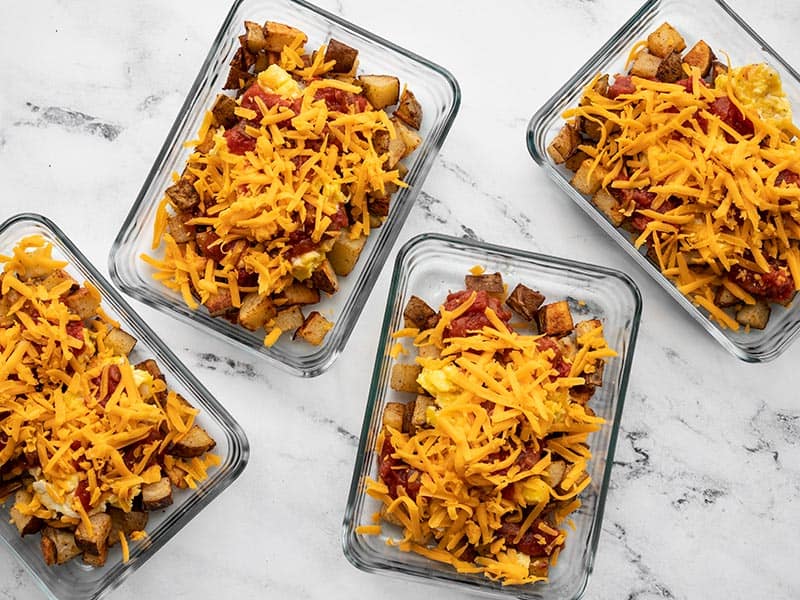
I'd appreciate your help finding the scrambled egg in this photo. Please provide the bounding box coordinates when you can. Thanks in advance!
[520,478,550,506]
[718,63,792,129]
[257,64,301,97]
[417,364,462,404]
[291,250,325,280]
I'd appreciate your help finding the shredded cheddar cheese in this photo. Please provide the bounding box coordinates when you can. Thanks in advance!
[0,236,217,566]
[565,41,800,328]
[366,289,614,585]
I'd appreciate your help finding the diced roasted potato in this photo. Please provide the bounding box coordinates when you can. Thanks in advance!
[293,311,332,345]
[104,326,137,356]
[82,547,109,568]
[238,292,277,331]
[278,282,321,306]
[736,301,770,330]
[324,38,358,73]
[464,272,504,297]
[714,285,741,308]
[537,301,574,337]
[682,40,714,77]
[243,20,268,52]
[107,507,149,547]
[172,425,217,458]
[592,187,625,226]
[584,361,604,387]
[165,178,200,212]
[580,74,609,104]
[403,295,437,329]
[410,395,434,433]
[570,160,609,195]
[40,268,77,293]
[578,115,604,142]
[417,344,440,360]
[10,490,42,536]
[75,513,112,556]
[204,290,235,317]
[547,123,581,164]
[575,318,602,340]
[565,150,590,172]
[263,21,307,52]
[359,75,400,109]
[630,51,662,79]
[544,460,566,488]
[711,60,728,79]
[64,287,100,320]
[392,118,422,157]
[142,477,174,511]
[394,87,422,130]
[328,230,367,276]
[656,51,683,83]
[40,526,81,565]
[390,363,422,393]
[311,260,339,295]
[382,402,406,431]
[647,22,686,58]
[211,93,238,128]
[273,305,305,332]
[386,136,407,169]
[505,283,545,321]
[166,211,195,243]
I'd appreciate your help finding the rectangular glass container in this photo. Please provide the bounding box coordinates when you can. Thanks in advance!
[342,233,642,600]
[109,0,460,377]
[0,213,249,600]
[527,0,800,362]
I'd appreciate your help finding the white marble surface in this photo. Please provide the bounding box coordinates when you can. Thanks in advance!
[2,1,800,599]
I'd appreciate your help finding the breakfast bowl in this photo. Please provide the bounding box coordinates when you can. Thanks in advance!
[527,0,800,362]
[110,0,460,377]
[0,213,249,600]
[342,233,641,599]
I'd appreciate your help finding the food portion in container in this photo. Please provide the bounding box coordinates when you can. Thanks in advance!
[143,20,424,347]
[360,269,615,585]
[548,22,800,331]
[0,236,219,567]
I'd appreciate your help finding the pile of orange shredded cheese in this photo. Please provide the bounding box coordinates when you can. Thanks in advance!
[0,236,218,548]
[565,50,800,328]
[362,291,615,585]
[143,31,407,343]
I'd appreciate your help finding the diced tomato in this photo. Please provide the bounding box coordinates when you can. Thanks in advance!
[442,290,512,338]
[314,87,368,113]
[66,320,84,347]
[196,231,226,262]
[728,262,795,304]
[776,169,800,187]
[240,83,293,121]
[498,518,561,558]
[284,231,318,260]
[608,75,635,99]
[536,337,571,378]
[329,205,350,231]
[237,268,259,287]
[378,437,421,500]
[96,364,122,407]
[709,96,754,138]
[75,479,91,512]
[224,122,256,155]
[675,77,708,93]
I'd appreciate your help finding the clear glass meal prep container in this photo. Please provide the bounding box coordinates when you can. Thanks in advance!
[342,233,642,600]
[109,0,460,377]
[527,0,800,362]
[0,213,249,600]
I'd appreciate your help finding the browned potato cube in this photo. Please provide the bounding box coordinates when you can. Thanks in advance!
[410,395,434,433]
[107,507,149,546]
[172,425,217,458]
[40,526,81,565]
[630,51,662,79]
[211,93,238,128]
[273,305,305,332]
[243,20,268,52]
[711,60,728,79]
[10,490,42,536]
[571,160,609,195]
[537,301,574,336]
[382,402,406,431]
[204,290,234,317]
[263,21,307,52]
[82,549,108,567]
[64,287,100,320]
[392,118,422,158]
[394,87,422,130]
[575,318,602,340]
[75,513,112,556]
[682,40,714,77]
[570,385,595,405]
[592,188,625,226]
[166,212,195,243]
[142,477,174,511]
[238,292,277,331]
[715,285,740,308]
[386,136,407,169]
[656,51,684,83]
[736,301,770,330]
[465,272,504,298]
[104,327,137,356]
[359,75,400,109]
[328,231,367,276]
[584,361,604,387]
[40,268,77,293]
[293,311,333,345]
[324,38,358,73]
[580,74,610,104]
[544,459,566,487]
[647,22,686,58]
[565,150,590,173]
[578,115,604,142]
[403,295,437,329]
[278,282,320,306]
[165,178,200,212]
[390,363,422,393]
[135,358,164,382]
[416,344,440,360]
[505,283,545,321]
[311,260,339,295]
[547,123,581,164]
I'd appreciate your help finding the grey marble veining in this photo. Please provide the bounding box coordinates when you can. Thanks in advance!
[2,1,800,599]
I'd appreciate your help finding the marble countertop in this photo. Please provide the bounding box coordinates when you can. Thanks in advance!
[2,1,800,598]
